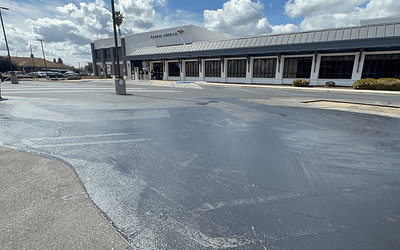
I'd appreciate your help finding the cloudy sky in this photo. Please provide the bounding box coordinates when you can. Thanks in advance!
[1,0,399,68]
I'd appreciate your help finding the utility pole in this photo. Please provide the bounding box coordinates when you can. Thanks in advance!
[111,0,126,95]
[37,39,48,79]
[30,45,37,80]
[0,6,17,84]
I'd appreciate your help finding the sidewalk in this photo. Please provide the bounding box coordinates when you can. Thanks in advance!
[0,146,130,250]
[125,79,400,95]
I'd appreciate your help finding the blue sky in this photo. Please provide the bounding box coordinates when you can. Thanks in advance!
[1,0,400,67]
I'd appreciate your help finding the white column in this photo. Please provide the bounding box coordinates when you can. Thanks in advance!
[134,67,139,80]
[352,52,364,81]
[220,58,227,83]
[274,56,283,84]
[245,57,253,84]
[199,59,205,81]
[127,61,132,79]
[180,60,185,81]
[163,62,168,81]
[310,54,320,86]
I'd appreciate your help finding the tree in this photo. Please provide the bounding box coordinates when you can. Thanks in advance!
[53,58,56,63]
[115,11,124,36]
[57,58,63,64]
[0,57,20,72]
[85,62,93,74]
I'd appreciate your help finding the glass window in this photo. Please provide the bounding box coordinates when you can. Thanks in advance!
[319,55,355,79]
[185,61,199,77]
[362,54,400,79]
[253,58,277,78]
[106,49,111,58]
[168,62,180,77]
[283,57,312,78]
[95,50,102,59]
[205,60,221,77]
[227,59,247,78]
[118,47,122,58]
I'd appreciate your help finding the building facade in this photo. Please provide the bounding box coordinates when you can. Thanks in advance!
[91,17,400,86]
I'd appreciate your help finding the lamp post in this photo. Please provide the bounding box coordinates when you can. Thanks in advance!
[111,0,126,95]
[0,6,17,85]
[37,39,48,79]
[30,45,36,77]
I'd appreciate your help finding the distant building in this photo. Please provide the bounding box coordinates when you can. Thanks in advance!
[91,17,400,86]
[2,56,74,72]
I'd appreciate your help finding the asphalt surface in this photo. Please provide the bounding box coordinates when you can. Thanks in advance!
[0,79,400,249]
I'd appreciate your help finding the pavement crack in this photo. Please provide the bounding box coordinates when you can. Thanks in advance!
[251,184,293,193]
[279,205,327,220]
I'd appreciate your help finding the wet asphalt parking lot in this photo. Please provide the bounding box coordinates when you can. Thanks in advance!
[1,80,400,249]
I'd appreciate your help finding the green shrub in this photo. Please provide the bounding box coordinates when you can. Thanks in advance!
[325,81,335,87]
[292,79,310,87]
[353,78,400,91]
[67,76,82,80]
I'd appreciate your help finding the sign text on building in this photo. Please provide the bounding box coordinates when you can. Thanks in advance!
[151,29,184,39]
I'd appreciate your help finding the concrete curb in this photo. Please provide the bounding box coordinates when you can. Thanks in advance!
[0,146,130,250]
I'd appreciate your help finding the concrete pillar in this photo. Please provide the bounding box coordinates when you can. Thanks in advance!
[91,43,99,76]
[110,48,116,76]
[134,67,139,80]
[101,49,107,77]
[352,51,364,82]
[127,61,132,79]
[310,53,320,86]
[163,61,169,80]
[274,55,283,84]
[180,60,185,81]
[121,38,127,77]
[200,59,205,81]
[245,56,253,84]
[220,58,227,83]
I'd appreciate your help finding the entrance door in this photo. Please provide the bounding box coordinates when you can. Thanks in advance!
[153,63,163,80]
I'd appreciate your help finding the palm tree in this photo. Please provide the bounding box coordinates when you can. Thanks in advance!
[115,11,124,36]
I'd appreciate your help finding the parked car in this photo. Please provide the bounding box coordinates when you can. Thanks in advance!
[63,71,78,78]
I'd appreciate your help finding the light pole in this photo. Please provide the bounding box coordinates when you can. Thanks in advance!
[30,45,36,76]
[37,39,48,79]
[111,0,126,95]
[0,6,17,85]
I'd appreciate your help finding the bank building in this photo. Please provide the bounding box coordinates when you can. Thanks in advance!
[91,16,400,86]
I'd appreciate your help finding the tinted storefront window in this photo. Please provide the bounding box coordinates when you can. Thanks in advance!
[106,49,112,58]
[319,56,355,79]
[95,50,102,59]
[169,62,180,77]
[185,61,199,77]
[227,59,247,78]
[362,54,400,79]
[253,58,277,78]
[283,57,312,78]
[205,61,221,77]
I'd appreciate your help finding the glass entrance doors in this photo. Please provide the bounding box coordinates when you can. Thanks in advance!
[152,63,163,80]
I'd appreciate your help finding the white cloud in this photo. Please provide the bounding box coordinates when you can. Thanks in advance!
[285,0,367,19]
[116,0,160,34]
[0,0,163,67]
[56,1,113,37]
[204,0,297,37]
[285,0,400,30]
[271,23,298,34]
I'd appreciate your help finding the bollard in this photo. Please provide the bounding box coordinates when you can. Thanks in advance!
[114,78,126,95]
[11,75,19,84]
